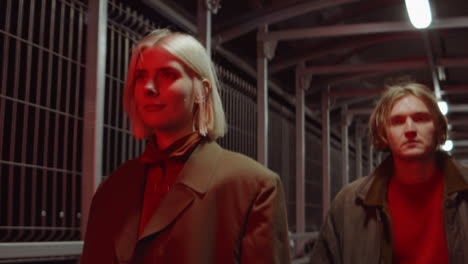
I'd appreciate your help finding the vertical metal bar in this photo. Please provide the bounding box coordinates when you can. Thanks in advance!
[368,141,374,173]
[48,1,66,241]
[106,25,114,176]
[321,87,330,220]
[58,1,75,241]
[0,0,12,169]
[197,0,211,57]
[295,64,305,245]
[8,0,25,242]
[355,121,363,178]
[423,32,441,99]
[122,35,130,164]
[256,25,268,166]
[20,0,36,241]
[114,25,122,172]
[39,0,57,241]
[72,4,85,240]
[341,105,349,186]
[29,0,47,242]
[0,0,12,240]
[81,0,107,238]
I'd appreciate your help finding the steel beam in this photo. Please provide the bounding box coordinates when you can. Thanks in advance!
[260,17,468,41]
[215,0,361,44]
[295,63,306,253]
[271,32,418,73]
[341,105,349,186]
[423,32,442,99]
[300,57,468,76]
[197,0,212,57]
[142,0,197,33]
[321,87,330,220]
[257,25,268,166]
[82,0,107,238]
[355,121,363,178]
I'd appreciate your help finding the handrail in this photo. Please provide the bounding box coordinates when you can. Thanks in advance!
[0,241,83,260]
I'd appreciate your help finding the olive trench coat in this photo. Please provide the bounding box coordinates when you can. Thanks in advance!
[81,140,291,264]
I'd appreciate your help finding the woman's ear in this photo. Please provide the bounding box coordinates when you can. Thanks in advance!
[201,79,211,98]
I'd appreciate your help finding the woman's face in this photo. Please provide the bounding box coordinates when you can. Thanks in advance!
[133,46,197,135]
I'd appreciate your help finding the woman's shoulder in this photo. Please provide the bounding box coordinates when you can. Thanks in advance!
[215,146,279,183]
[94,158,145,198]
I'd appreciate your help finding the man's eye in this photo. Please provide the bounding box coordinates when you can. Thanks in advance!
[413,114,431,122]
[391,118,405,125]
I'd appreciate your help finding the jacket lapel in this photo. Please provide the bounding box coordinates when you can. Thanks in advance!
[138,140,223,240]
[114,162,147,262]
[138,184,195,240]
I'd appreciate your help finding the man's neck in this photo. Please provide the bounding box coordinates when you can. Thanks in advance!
[392,154,438,184]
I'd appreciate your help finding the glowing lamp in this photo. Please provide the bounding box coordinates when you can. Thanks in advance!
[405,0,432,29]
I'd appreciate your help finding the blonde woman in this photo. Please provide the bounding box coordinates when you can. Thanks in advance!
[81,29,291,264]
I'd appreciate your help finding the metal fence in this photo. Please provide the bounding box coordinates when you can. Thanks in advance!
[0,0,86,243]
[0,0,356,261]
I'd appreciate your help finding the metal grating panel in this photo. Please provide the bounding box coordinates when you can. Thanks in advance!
[0,0,86,243]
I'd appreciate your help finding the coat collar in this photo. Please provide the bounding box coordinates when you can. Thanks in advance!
[114,140,223,262]
[357,151,468,207]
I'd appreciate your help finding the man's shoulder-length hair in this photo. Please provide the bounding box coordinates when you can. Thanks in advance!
[122,29,226,140]
[368,81,448,151]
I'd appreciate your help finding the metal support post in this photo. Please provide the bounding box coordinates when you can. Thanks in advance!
[355,121,363,178]
[81,0,107,238]
[257,25,268,166]
[295,63,306,239]
[341,105,349,186]
[321,87,330,220]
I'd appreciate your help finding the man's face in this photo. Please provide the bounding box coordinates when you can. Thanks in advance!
[385,95,436,161]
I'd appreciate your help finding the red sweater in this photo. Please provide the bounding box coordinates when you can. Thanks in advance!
[388,170,448,264]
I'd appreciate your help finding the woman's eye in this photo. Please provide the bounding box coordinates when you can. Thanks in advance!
[159,69,179,80]
[134,70,147,81]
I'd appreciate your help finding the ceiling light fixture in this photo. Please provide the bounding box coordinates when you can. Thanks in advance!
[437,100,448,115]
[442,140,453,152]
[405,0,433,29]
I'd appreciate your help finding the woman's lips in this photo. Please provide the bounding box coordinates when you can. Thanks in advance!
[144,104,165,112]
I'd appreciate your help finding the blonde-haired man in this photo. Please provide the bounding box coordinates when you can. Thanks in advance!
[311,82,468,263]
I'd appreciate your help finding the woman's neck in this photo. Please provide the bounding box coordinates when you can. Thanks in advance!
[154,128,194,150]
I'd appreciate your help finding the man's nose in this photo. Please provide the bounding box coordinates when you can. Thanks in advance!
[404,119,417,139]
[144,80,159,96]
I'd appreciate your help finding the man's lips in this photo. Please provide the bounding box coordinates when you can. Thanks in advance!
[144,104,165,111]
[402,140,420,146]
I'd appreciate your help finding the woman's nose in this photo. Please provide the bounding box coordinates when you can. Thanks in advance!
[144,80,159,96]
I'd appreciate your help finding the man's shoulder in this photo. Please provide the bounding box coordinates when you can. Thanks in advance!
[330,176,373,209]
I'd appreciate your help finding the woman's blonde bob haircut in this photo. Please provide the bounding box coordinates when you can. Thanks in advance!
[368,81,448,151]
[123,29,226,140]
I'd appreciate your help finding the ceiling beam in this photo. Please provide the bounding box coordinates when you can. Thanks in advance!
[300,57,468,75]
[270,32,419,73]
[214,0,361,44]
[259,17,468,41]
[142,0,197,33]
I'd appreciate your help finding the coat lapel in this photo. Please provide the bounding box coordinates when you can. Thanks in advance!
[138,140,223,240]
[114,162,147,262]
[114,140,224,260]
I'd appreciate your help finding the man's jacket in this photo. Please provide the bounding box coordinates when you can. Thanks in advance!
[310,151,468,264]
